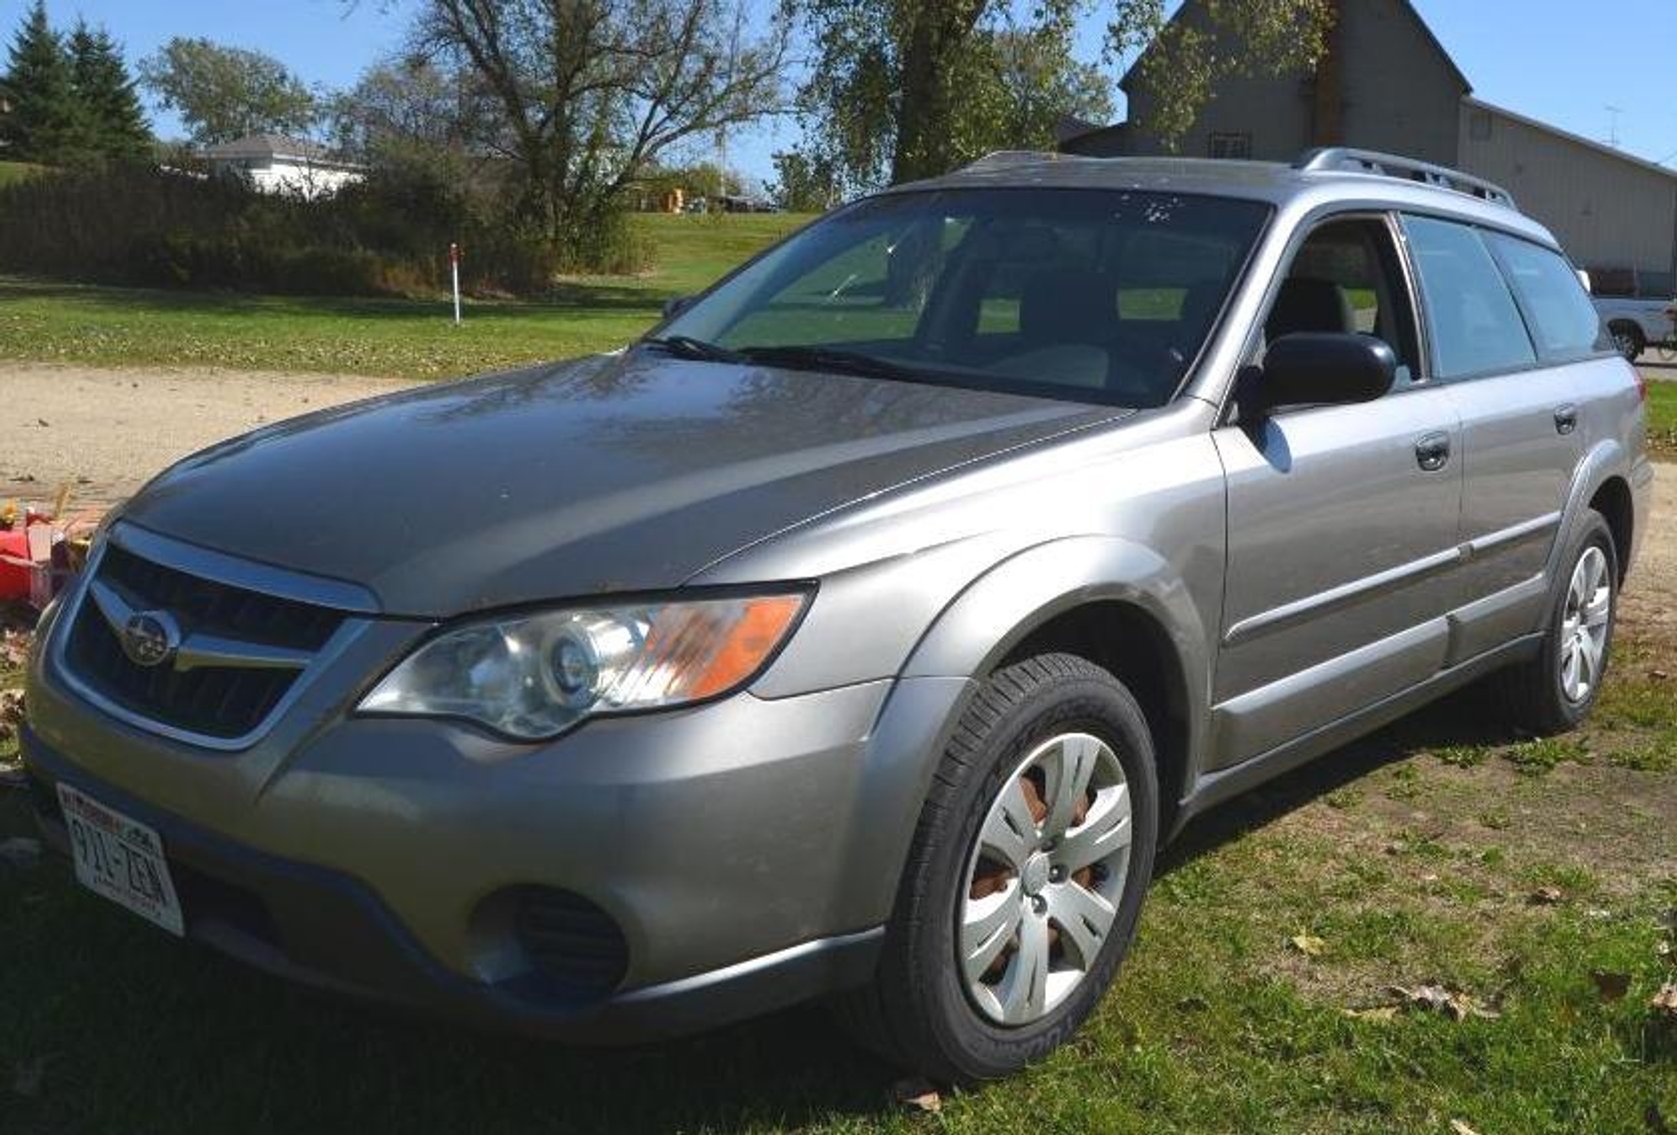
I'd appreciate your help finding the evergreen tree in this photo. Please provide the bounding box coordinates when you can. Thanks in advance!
[0,0,82,162]
[69,21,150,159]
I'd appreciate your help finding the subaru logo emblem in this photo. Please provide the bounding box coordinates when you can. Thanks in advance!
[121,610,181,669]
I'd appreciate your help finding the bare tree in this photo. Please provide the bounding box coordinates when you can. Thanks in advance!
[408,0,790,253]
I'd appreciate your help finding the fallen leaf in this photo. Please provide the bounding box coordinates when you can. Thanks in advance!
[1591,970,1631,1003]
[10,1056,47,1097]
[1529,885,1564,905]
[1652,983,1677,1019]
[892,1078,941,1114]
[1651,668,1670,681]
[1389,984,1500,1021]
[1175,994,1209,1012]
[1450,1121,1482,1135]
[1289,933,1327,958]
[1584,907,1614,921]
[1657,940,1673,963]
[1342,1005,1399,1022]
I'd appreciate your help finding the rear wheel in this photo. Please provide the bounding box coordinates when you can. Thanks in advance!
[834,653,1158,1083]
[1490,510,1618,734]
[1609,321,1645,363]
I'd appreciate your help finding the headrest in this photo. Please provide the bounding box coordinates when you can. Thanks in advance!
[1266,277,1354,340]
[1019,266,1118,344]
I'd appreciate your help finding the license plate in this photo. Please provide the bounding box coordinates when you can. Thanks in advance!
[57,784,185,937]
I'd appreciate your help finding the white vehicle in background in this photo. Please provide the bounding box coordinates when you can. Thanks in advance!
[1587,266,1676,362]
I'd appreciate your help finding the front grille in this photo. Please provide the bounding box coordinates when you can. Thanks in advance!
[62,543,347,741]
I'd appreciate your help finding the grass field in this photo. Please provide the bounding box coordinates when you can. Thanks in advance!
[1648,380,1677,458]
[0,213,811,379]
[2,602,1674,1132]
[0,160,45,187]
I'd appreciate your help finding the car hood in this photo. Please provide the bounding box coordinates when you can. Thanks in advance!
[119,352,1119,617]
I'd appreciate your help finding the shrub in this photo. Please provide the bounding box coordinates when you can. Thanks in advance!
[0,161,642,296]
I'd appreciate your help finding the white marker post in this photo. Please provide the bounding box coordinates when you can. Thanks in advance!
[449,242,462,325]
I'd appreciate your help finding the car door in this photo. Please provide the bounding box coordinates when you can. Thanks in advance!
[1209,214,1465,769]
[1402,217,1596,662]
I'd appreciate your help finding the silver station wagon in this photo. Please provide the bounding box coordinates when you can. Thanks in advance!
[23,147,1652,1082]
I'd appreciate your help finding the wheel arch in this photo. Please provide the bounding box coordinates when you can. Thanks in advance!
[1588,474,1634,583]
[1550,439,1636,591]
[900,535,1214,829]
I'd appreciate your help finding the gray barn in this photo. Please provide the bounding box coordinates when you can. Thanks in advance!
[1060,0,1677,293]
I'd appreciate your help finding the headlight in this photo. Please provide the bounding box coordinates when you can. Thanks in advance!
[358,591,808,740]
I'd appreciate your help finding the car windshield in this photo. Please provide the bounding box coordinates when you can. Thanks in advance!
[656,188,1270,407]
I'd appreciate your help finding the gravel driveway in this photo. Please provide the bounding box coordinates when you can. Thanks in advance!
[2,363,415,509]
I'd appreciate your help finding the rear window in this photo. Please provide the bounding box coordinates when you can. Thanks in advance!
[1402,215,1537,380]
[1485,233,1611,362]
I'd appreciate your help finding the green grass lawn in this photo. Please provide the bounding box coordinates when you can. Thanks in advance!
[1647,379,1676,459]
[2,613,1674,1133]
[0,213,811,380]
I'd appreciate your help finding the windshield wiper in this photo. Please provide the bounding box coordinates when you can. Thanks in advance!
[735,345,936,384]
[641,335,746,363]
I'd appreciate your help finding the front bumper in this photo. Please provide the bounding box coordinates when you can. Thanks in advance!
[23,527,975,1041]
[24,729,882,1041]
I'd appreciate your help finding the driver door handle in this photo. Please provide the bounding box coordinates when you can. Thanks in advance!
[1415,430,1451,472]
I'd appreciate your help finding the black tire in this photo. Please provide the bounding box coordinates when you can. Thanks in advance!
[1609,321,1645,363]
[1488,510,1619,734]
[833,653,1159,1083]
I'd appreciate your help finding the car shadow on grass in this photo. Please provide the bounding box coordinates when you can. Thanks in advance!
[0,686,1531,1135]
[1159,683,1522,874]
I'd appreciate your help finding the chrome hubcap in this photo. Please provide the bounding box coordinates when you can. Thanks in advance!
[959,732,1132,1026]
[1559,545,1611,703]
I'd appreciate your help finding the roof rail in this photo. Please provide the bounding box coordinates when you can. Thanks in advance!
[1295,147,1518,210]
[963,150,1063,172]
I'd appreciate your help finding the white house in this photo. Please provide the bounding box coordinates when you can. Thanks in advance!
[202,133,364,199]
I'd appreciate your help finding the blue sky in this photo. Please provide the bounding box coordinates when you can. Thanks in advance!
[5,0,1675,183]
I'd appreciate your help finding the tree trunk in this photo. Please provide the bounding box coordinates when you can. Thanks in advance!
[889,0,988,185]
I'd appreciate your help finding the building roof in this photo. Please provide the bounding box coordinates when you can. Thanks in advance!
[201,133,353,166]
[1466,96,1677,183]
[1118,0,1471,96]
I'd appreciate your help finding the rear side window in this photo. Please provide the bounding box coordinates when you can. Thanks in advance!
[1402,215,1537,379]
[1483,232,1611,361]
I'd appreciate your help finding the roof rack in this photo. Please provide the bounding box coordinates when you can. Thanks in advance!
[962,150,1064,172]
[1295,147,1518,210]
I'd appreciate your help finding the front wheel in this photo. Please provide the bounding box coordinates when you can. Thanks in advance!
[834,653,1159,1083]
[1489,510,1618,734]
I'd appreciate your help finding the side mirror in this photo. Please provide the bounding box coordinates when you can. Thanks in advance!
[662,295,696,320]
[1249,332,1396,415]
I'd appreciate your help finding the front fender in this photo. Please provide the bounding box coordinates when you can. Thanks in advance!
[824,535,1219,930]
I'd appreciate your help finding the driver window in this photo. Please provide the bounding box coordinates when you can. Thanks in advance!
[1264,218,1420,384]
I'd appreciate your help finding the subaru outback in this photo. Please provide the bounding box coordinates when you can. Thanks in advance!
[22,148,1653,1082]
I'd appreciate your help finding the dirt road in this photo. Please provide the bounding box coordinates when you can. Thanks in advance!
[2,363,415,509]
